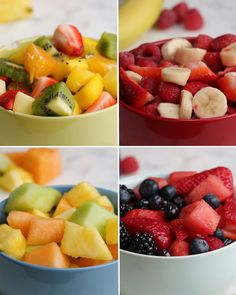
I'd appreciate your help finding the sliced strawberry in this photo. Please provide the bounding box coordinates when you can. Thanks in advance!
[0,76,10,84]
[120,67,154,108]
[204,52,223,72]
[218,75,236,103]
[170,219,189,241]
[7,82,30,94]
[128,65,162,79]
[168,171,197,185]
[205,237,224,251]
[140,77,160,96]
[0,90,18,110]
[193,34,213,50]
[85,91,116,113]
[224,198,236,223]
[210,34,236,52]
[158,60,176,67]
[173,166,233,196]
[148,177,168,189]
[52,24,83,56]
[139,101,159,116]
[120,156,139,175]
[215,205,226,228]
[32,76,58,98]
[169,240,189,256]
[124,209,165,221]
[183,81,208,96]
[185,61,218,82]
[218,66,236,77]
[158,81,181,103]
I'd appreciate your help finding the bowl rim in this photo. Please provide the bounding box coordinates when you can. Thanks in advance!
[0,184,118,272]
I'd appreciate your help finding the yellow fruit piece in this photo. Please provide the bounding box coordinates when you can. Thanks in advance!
[73,99,82,115]
[74,74,104,111]
[0,224,26,259]
[95,196,114,212]
[66,68,94,93]
[0,0,32,24]
[52,61,70,81]
[66,58,88,73]
[64,181,100,208]
[55,208,76,220]
[103,67,117,98]
[82,37,98,55]
[87,55,116,76]
[31,209,49,218]
[105,218,118,245]
[8,43,30,65]
[53,197,72,217]
[61,222,112,260]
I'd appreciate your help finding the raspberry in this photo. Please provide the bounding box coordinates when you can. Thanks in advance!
[139,101,159,116]
[119,51,135,70]
[183,8,204,31]
[204,52,223,72]
[205,237,224,251]
[193,34,213,50]
[136,58,157,67]
[120,156,139,175]
[173,2,189,23]
[157,9,177,30]
[184,81,208,95]
[132,43,161,63]
[158,81,181,103]
[140,77,160,96]
[210,34,236,51]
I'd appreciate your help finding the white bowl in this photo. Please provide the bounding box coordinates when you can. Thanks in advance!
[120,174,236,295]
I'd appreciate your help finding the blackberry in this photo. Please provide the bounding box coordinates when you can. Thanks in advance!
[133,233,157,255]
[156,249,171,257]
[120,202,134,217]
[135,198,150,209]
[149,194,164,210]
[120,221,131,250]
[172,195,186,208]
[165,202,179,220]
[120,185,135,203]
[224,238,234,246]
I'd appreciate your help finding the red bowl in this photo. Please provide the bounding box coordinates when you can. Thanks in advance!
[120,37,236,146]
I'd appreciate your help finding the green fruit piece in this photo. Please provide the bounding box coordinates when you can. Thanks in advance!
[0,58,29,83]
[0,154,13,175]
[5,183,61,213]
[34,36,59,57]
[32,82,75,116]
[70,201,116,239]
[96,32,117,60]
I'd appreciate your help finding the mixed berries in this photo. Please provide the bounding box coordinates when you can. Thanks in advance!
[120,167,235,256]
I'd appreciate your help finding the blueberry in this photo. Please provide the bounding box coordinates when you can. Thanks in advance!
[159,185,176,201]
[172,195,186,208]
[149,195,164,210]
[135,199,150,209]
[224,239,234,246]
[120,185,135,203]
[214,228,225,240]
[165,203,179,220]
[189,239,209,255]
[203,193,220,209]
[139,179,159,199]
[156,249,171,257]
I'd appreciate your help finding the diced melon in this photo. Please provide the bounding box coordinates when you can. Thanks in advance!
[95,196,114,212]
[75,257,109,267]
[0,154,13,174]
[7,210,35,237]
[31,209,49,218]
[61,222,112,260]
[108,244,118,260]
[23,242,69,268]
[0,224,26,259]
[53,197,72,217]
[5,183,61,213]
[27,218,65,245]
[105,218,118,245]
[55,208,76,220]
[13,92,34,115]
[64,181,100,207]
[6,152,26,166]
[70,202,116,239]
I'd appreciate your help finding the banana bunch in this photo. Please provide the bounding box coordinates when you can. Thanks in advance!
[0,0,33,23]
[119,0,163,50]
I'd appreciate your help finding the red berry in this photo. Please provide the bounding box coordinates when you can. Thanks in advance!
[0,76,9,84]
[139,101,159,116]
[32,76,58,98]
[193,34,213,50]
[120,156,139,175]
[205,237,224,251]
[0,90,18,110]
[210,34,236,51]
[132,43,161,63]
[119,52,135,70]
[157,9,177,30]
[173,2,189,23]
[170,240,189,256]
[128,65,162,79]
[170,219,189,241]
[183,8,204,31]
[184,81,208,95]
[136,58,157,67]
[158,81,181,103]
[204,52,223,72]
[224,198,236,223]
[218,75,236,102]
[140,77,160,96]
[159,60,176,67]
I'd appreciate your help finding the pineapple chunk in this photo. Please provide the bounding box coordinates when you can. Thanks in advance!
[103,67,117,98]
[55,208,76,220]
[53,197,72,217]
[0,0,33,23]
[82,37,98,55]
[66,58,88,73]
[0,224,26,259]
[64,181,100,207]
[95,196,114,212]
[105,218,118,245]
[31,209,49,218]
[61,222,112,260]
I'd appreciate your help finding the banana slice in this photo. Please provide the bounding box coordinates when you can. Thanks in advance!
[175,48,206,65]
[161,38,192,62]
[220,42,236,67]
[157,103,180,119]
[225,72,236,77]
[161,66,191,86]
[126,71,142,83]
[179,90,193,119]
[192,87,227,118]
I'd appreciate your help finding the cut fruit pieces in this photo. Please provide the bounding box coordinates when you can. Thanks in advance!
[179,90,193,119]
[87,55,116,76]
[105,218,118,245]
[175,48,206,65]
[53,197,72,217]
[34,36,59,57]
[55,208,76,220]
[161,38,192,61]
[0,58,29,83]
[161,66,191,86]
[84,91,116,114]
[220,42,236,67]
[0,154,13,174]
[95,196,114,212]
[32,76,58,98]
[157,103,180,119]
[96,32,117,60]
[103,67,117,98]
[0,80,6,96]
[7,210,35,237]
[66,68,94,93]
[13,91,34,114]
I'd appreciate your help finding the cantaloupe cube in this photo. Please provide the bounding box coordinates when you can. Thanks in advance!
[27,218,65,245]
[105,218,118,245]
[61,222,112,260]
[75,257,109,267]
[53,197,72,217]
[23,242,69,268]
[6,152,26,166]
[64,182,100,207]
[108,244,118,260]
[95,196,114,212]
[7,210,35,237]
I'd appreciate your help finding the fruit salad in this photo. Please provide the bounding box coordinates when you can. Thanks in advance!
[120,34,236,119]
[0,182,118,268]
[0,24,117,116]
[120,167,235,256]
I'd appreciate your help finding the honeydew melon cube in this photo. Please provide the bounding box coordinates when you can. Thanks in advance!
[13,92,34,114]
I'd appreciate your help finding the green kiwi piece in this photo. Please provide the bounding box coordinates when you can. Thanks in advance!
[0,58,29,83]
[96,32,117,60]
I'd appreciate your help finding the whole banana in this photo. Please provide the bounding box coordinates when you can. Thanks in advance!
[0,0,33,23]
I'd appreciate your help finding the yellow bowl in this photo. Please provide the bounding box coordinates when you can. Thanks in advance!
[0,37,117,146]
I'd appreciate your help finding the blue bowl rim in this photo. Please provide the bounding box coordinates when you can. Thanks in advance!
[0,184,118,272]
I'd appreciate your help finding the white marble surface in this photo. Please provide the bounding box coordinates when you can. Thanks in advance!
[128,0,236,50]
[0,147,118,200]
[0,0,117,45]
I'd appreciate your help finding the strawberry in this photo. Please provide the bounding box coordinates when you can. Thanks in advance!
[132,43,161,63]
[119,52,135,70]
[183,8,204,31]
[205,237,224,251]
[173,2,189,23]
[159,60,176,67]
[120,156,139,175]
[7,82,30,94]
[183,81,208,95]
[140,77,160,96]
[52,24,83,56]
[170,219,189,241]
[204,52,223,72]
[157,9,177,30]
[185,61,218,82]
[124,209,165,221]
[173,167,233,196]
[32,76,58,98]
[128,65,162,79]
[224,198,236,223]
[0,76,9,84]
[193,34,213,50]
[218,66,236,77]
[139,101,159,116]
[0,90,18,110]
[158,81,181,103]
[120,68,154,108]
[85,91,116,113]
[210,34,236,52]
[227,104,236,115]
[169,240,189,256]
[136,58,157,68]
[218,75,236,102]
[168,171,197,185]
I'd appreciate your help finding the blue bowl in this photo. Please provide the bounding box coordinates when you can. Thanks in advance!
[0,185,118,295]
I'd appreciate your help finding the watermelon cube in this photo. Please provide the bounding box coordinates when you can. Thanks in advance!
[170,240,189,256]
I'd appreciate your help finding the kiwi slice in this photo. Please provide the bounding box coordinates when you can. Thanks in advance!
[0,58,29,83]
[96,32,117,60]
[34,36,59,57]
[32,82,75,116]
